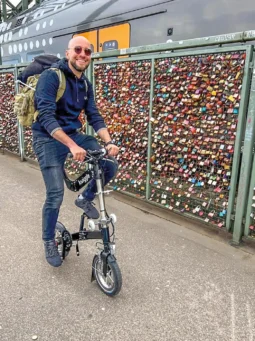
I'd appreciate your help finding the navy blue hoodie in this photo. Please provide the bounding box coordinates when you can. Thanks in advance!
[32,58,106,137]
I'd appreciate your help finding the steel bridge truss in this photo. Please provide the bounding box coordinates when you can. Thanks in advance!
[0,0,41,22]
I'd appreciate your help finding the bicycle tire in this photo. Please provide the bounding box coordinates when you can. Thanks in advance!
[92,254,122,296]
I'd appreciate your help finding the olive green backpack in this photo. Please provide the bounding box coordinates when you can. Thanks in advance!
[14,68,66,127]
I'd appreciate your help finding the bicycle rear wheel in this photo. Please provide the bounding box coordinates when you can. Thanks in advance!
[92,254,122,296]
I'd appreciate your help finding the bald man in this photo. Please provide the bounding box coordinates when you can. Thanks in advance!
[32,36,119,267]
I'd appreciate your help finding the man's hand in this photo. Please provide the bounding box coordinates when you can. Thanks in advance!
[52,130,86,161]
[106,144,119,157]
[70,145,87,161]
[97,129,119,156]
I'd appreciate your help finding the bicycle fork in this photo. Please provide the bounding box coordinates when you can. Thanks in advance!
[91,164,116,279]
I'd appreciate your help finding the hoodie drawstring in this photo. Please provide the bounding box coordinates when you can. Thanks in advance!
[76,77,79,102]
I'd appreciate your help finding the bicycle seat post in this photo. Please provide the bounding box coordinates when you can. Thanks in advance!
[94,162,107,224]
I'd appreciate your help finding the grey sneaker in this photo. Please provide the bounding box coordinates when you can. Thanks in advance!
[75,197,99,219]
[44,240,62,267]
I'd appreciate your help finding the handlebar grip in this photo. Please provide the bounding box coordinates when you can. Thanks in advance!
[67,148,107,160]
[87,148,107,156]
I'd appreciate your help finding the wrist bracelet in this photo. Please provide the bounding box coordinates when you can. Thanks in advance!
[105,140,114,147]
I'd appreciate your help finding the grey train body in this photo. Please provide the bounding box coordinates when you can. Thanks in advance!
[0,0,255,64]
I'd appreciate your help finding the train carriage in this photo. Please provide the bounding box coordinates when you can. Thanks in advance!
[0,0,255,64]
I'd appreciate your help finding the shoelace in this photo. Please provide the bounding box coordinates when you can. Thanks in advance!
[45,242,59,258]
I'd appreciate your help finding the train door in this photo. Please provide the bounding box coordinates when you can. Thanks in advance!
[98,23,130,52]
[74,30,97,52]
[74,23,130,53]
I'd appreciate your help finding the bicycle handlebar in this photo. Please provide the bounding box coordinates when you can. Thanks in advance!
[64,148,112,192]
[67,148,108,162]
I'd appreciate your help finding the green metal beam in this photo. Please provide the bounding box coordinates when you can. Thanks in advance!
[3,0,35,20]
[146,58,155,201]
[16,0,34,11]
[0,0,25,19]
[2,0,8,21]
[92,30,255,60]
[14,66,25,161]
[232,53,255,244]
[226,46,254,232]
[22,0,28,10]
[244,150,255,237]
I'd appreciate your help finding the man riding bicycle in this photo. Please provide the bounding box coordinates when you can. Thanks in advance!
[32,36,119,267]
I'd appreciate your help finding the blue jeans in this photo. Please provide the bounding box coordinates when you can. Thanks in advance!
[32,132,118,241]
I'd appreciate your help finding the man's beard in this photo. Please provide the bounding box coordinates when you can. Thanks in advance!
[70,60,88,72]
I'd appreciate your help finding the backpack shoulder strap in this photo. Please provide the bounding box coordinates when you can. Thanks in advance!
[50,68,66,101]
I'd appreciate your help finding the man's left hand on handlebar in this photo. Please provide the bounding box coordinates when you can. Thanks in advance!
[106,144,119,157]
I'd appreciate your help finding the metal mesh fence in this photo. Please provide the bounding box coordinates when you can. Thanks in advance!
[24,127,36,160]
[0,72,19,154]
[94,51,246,228]
[94,60,152,197]
[150,51,245,228]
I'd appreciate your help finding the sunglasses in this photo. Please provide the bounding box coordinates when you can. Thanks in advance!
[69,46,92,56]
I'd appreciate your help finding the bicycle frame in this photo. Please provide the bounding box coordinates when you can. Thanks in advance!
[63,149,116,275]
[57,148,122,295]
[71,162,111,243]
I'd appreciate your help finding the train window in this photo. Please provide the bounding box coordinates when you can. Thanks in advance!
[2,55,21,65]
[102,40,118,51]
[26,51,45,62]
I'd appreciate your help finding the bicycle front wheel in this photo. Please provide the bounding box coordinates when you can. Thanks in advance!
[92,255,122,296]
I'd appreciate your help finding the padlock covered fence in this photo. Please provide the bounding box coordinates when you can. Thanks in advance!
[0,64,89,175]
[0,66,19,155]
[92,45,252,238]
[1,31,255,243]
